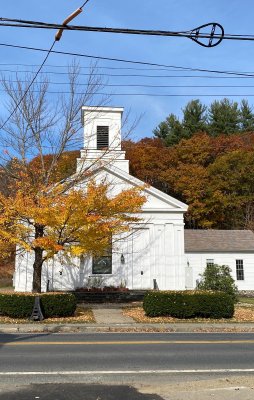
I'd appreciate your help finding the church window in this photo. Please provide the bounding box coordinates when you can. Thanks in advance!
[236,259,244,280]
[206,259,214,268]
[92,240,112,274]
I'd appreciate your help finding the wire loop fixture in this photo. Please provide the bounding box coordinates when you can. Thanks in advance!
[189,22,224,48]
[0,17,225,48]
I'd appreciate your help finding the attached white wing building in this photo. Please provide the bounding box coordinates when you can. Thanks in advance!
[185,230,254,292]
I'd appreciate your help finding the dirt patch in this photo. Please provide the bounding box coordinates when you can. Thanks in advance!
[137,376,254,400]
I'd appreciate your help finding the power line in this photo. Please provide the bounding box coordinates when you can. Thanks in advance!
[2,41,254,79]
[0,2,91,131]
[1,62,244,74]
[0,63,254,79]
[4,79,254,88]
[2,42,254,79]
[80,0,91,8]
[0,41,56,130]
[2,66,254,79]
[0,19,224,47]
[0,62,186,72]
[1,90,254,97]
[3,62,254,77]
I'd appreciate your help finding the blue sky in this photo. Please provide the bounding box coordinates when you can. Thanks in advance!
[1,1,254,142]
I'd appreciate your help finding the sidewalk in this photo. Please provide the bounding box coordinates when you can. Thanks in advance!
[91,304,135,324]
[0,303,254,333]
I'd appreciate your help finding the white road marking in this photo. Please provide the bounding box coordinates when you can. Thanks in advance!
[0,369,254,375]
[1,339,254,345]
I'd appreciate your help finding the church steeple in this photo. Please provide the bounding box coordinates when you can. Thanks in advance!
[77,106,129,173]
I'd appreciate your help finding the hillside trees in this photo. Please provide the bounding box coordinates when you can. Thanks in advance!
[162,134,254,228]
[182,100,207,136]
[153,100,207,146]
[154,98,254,145]
[205,150,254,229]
[124,132,254,229]
[153,114,185,146]
[123,137,173,193]
[0,65,146,292]
[54,131,254,230]
[208,99,240,136]
[240,100,254,131]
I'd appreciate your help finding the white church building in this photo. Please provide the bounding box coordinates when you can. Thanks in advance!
[14,106,254,292]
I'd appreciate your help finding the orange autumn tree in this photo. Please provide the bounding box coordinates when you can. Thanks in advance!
[0,64,146,292]
[0,169,145,293]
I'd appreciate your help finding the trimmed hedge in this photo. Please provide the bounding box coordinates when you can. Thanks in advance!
[143,291,234,319]
[0,293,77,318]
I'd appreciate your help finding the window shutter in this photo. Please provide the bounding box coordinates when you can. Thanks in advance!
[97,126,109,149]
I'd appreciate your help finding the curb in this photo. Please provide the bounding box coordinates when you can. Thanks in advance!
[1,322,254,334]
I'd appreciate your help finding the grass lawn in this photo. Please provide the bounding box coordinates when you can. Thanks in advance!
[0,286,13,292]
[238,297,254,305]
[0,306,95,324]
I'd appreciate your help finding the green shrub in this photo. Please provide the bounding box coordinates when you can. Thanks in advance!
[0,293,77,319]
[0,293,34,318]
[197,264,238,302]
[143,290,234,319]
[40,293,77,317]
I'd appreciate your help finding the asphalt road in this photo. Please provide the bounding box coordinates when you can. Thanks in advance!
[0,332,254,375]
[0,332,254,399]
[0,384,165,400]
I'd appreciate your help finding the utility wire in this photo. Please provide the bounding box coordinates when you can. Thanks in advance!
[0,2,90,131]
[0,90,253,97]
[10,18,254,44]
[0,40,56,130]
[80,0,90,7]
[0,62,238,74]
[1,42,254,78]
[3,79,254,88]
[0,62,208,72]
[0,18,224,47]
[3,62,254,76]
[2,67,254,79]
[0,19,221,37]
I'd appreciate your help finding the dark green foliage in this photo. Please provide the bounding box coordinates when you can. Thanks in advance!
[40,293,77,317]
[153,114,185,146]
[154,98,254,145]
[240,100,254,131]
[0,293,34,318]
[154,100,207,146]
[0,293,77,318]
[208,99,240,136]
[143,291,234,319]
[197,264,238,302]
[182,100,207,135]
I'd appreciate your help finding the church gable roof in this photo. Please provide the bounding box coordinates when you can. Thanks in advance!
[102,165,188,212]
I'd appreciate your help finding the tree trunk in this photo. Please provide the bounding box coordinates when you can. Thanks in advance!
[32,225,44,293]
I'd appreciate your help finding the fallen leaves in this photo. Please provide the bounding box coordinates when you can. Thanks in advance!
[123,307,176,323]
[123,304,254,323]
[234,306,254,322]
[0,307,95,324]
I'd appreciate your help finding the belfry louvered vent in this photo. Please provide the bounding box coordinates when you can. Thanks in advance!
[97,125,109,149]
